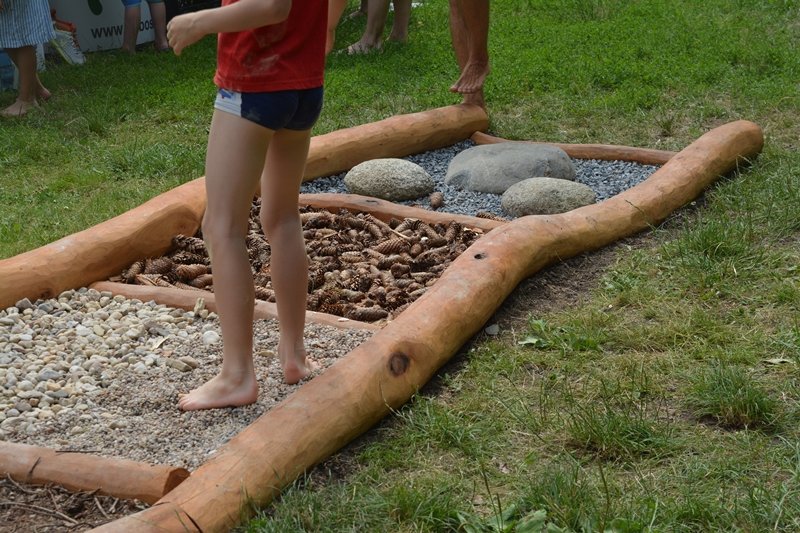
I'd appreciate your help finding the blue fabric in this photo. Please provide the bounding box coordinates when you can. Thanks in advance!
[0,0,56,49]
[122,0,164,6]
[214,87,324,131]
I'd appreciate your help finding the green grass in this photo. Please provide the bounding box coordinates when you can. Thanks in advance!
[3,0,800,531]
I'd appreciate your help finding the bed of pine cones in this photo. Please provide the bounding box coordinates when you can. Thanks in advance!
[112,199,483,323]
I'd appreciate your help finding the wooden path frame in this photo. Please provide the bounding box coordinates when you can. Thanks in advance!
[0,103,763,532]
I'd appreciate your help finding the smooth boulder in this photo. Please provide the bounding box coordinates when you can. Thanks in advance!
[445,142,576,194]
[344,159,435,202]
[501,177,597,216]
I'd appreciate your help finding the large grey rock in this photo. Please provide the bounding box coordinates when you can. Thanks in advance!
[344,158,435,202]
[445,143,576,194]
[501,177,596,216]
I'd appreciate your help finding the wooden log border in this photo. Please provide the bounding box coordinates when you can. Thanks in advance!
[471,131,678,165]
[0,441,190,505]
[0,107,762,532]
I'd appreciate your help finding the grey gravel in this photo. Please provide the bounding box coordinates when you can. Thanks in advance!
[0,289,374,470]
[301,140,661,217]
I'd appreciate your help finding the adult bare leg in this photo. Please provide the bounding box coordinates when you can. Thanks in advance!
[448,0,489,107]
[2,46,42,117]
[347,0,390,54]
[388,0,412,43]
[259,128,315,385]
[148,2,170,50]
[122,4,141,53]
[178,110,272,411]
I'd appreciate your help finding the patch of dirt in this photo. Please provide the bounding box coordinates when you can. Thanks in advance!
[0,476,147,532]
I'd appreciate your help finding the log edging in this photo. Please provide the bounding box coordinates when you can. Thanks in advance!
[0,441,190,505]
[88,121,763,532]
[89,281,382,332]
[471,131,677,165]
[299,192,506,232]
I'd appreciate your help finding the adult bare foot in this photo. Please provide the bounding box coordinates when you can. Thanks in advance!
[279,343,316,385]
[449,60,490,94]
[387,32,408,43]
[177,373,259,411]
[1,99,38,118]
[347,38,381,54]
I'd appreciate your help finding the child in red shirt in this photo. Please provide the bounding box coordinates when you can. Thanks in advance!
[167,0,327,411]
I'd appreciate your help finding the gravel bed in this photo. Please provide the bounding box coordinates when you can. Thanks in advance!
[301,140,661,217]
[0,288,373,470]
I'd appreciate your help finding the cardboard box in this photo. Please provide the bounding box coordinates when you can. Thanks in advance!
[48,0,154,52]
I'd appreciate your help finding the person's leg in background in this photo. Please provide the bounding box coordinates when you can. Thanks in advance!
[2,45,46,117]
[347,0,391,54]
[388,0,411,44]
[448,0,490,107]
[121,0,142,53]
[147,0,170,51]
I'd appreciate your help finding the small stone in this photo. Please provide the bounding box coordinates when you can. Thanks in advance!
[178,356,199,369]
[165,358,192,372]
[15,298,33,311]
[202,330,220,345]
[484,324,500,335]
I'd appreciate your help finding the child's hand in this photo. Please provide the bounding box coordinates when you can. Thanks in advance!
[167,13,205,56]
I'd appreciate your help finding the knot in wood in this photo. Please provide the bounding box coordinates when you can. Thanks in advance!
[388,352,410,376]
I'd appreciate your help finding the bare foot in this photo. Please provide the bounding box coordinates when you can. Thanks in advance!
[450,60,490,95]
[279,343,315,385]
[388,30,408,43]
[177,372,258,411]
[347,38,381,55]
[1,99,38,118]
[37,83,51,102]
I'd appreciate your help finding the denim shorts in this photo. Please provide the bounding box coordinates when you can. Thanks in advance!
[214,87,324,131]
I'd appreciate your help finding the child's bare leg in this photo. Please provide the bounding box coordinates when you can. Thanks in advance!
[388,0,411,43]
[122,5,141,53]
[259,128,314,385]
[178,110,271,411]
[2,46,39,117]
[448,0,490,100]
[348,0,390,54]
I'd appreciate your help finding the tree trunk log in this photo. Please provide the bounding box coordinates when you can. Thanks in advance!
[471,131,677,165]
[0,441,190,505]
[299,193,506,232]
[89,281,381,331]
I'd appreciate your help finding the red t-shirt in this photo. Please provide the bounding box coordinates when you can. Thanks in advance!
[214,0,327,92]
